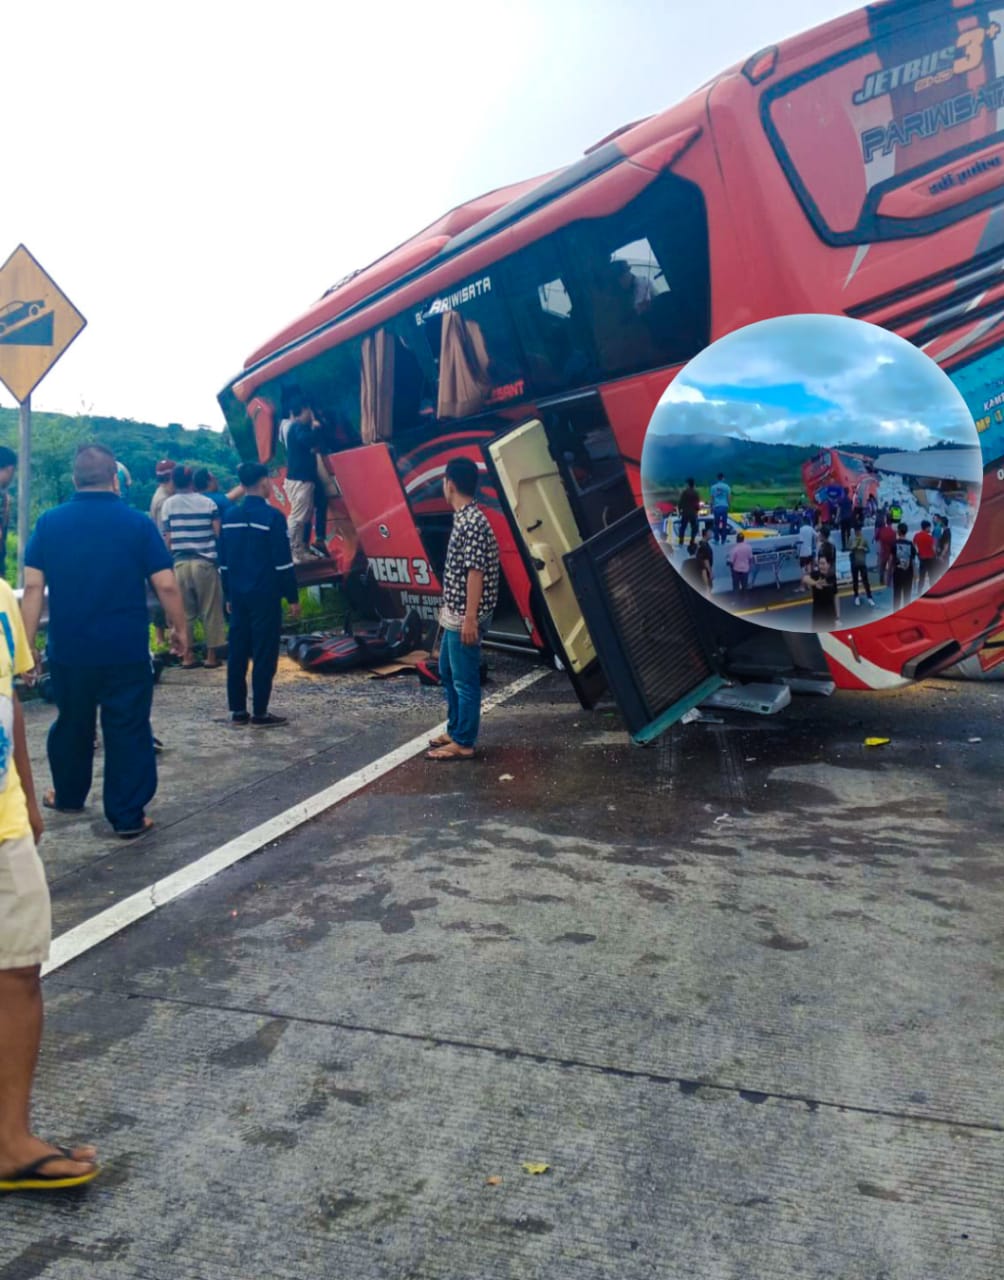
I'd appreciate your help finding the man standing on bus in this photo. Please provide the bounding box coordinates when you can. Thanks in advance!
[426,458,499,762]
[283,397,323,565]
[709,473,731,545]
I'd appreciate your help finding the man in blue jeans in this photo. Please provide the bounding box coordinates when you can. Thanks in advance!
[426,457,500,762]
[709,472,731,545]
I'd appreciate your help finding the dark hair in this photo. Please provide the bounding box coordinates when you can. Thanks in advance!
[172,465,194,491]
[286,391,311,418]
[898,522,908,535]
[921,519,931,530]
[0,446,16,469]
[73,443,117,488]
[445,456,479,498]
[717,472,724,480]
[193,468,212,492]
[238,461,269,488]
[686,477,694,487]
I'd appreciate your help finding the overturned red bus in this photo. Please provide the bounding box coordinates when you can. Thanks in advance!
[219,0,1004,738]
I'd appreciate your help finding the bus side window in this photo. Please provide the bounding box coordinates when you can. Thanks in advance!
[561,173,711,377]
[501,239,594,394]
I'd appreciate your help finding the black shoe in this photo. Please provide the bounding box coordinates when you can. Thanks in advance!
[251,713,287,727]
[231,712,250,725]
[153,736,164,753]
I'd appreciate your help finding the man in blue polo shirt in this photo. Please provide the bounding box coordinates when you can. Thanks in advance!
[20,444,188,838]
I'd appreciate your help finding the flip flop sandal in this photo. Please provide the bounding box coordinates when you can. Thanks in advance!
[42,793,84,814]
[428,734,452,748]
[0,1149,100,1192]
[115,818,155,840]
[425,745,475,761]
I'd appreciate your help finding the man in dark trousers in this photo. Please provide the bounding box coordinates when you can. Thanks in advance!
[219,463,301,727]
[677,477,700,547]
[891,521,917,611]
[20,445,188,838]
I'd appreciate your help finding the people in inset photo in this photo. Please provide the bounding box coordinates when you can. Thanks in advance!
[802,565,839,628]
[677,477,700,547]
[913,520,938,596]
[709,473,730,545]
[892,522,917,611]
[727,531,752,593]
[849,532,875,609]
[695,529,714,594]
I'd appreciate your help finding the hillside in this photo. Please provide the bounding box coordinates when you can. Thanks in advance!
[0,409,238,519]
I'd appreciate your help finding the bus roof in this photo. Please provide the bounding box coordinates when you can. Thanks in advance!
[227,1,885,396]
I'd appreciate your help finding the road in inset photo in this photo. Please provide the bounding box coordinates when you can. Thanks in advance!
[641,314,982,633]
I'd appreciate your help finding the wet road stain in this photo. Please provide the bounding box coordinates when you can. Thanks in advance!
[394,952,440,965]
[632,881,674,903]
[442,921,512,936]
[906,889,973,913]
[498,1215,555,1236]
[315,1191,367,1226]
[758,931,811,952]
[244,1126,299,1149]
[330,1088,371,1108]
[209,1018,287,1067]
[511,860,601,884]
[856,1181,904,1202]
[738,1089,769,1105]
[0,1235,133,1278]
[429,879,471,899]
[552,932,597,944]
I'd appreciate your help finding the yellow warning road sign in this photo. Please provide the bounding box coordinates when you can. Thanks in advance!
[0,244,86,403]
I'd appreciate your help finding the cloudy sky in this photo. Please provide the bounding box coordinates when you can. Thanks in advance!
[0,0,857,430]
[650,313,979,450]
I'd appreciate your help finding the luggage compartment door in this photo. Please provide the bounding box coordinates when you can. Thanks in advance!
[327,444,442,610]
[485,419,606,708]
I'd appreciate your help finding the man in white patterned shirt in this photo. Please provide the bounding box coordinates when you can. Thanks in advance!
[426,457,499,761]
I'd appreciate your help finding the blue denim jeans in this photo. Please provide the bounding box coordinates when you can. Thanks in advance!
[439,626,482,748]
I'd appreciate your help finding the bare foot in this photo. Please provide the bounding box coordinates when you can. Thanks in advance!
[0,1137,97,1182]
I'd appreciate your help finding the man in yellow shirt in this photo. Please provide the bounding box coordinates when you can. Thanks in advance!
[0,579,99,1191]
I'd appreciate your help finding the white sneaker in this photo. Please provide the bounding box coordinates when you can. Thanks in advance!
[854,596,861,606]
[867,597,876,607]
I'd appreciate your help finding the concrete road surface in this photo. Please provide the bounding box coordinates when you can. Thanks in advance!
[2,656,1001,1279]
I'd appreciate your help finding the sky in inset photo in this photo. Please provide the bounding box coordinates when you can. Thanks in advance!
[648,313,977,451]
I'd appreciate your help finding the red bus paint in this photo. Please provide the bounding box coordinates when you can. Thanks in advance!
[219,0,1004,695]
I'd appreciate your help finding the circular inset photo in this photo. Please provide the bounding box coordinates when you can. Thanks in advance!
[641,314,982,633]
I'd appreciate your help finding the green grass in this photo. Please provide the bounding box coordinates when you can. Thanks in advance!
[650,485,805,512]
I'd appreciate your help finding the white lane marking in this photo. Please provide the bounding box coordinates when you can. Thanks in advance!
[43,667,549,977]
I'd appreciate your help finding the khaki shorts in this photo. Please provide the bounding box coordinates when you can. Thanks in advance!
[0,832,52,969]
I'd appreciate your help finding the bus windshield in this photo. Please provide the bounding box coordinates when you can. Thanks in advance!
[763,3,1004,243]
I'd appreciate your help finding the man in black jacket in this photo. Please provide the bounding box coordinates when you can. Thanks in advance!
[219,463,300,728]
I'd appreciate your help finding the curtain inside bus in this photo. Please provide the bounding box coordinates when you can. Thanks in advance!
[437,312,493,418]
[361,330,395,443]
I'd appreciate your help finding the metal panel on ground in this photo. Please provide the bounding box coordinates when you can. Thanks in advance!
[564,508,729,743]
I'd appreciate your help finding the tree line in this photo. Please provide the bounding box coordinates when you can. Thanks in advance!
[0,408,239,521]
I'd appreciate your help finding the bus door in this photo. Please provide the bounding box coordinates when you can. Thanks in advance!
[326,444,443,625]
[486,418,726,741]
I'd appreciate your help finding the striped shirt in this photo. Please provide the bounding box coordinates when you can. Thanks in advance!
[161,492,220,562]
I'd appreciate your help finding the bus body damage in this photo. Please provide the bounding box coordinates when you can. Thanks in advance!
[218,0,1004,734]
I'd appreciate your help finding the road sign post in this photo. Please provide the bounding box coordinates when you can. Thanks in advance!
[17,395,30,587]
[0,244,86,585]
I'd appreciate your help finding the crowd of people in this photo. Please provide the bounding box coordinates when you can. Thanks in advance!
[0,426,500,1193]
[666,475,955,624]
